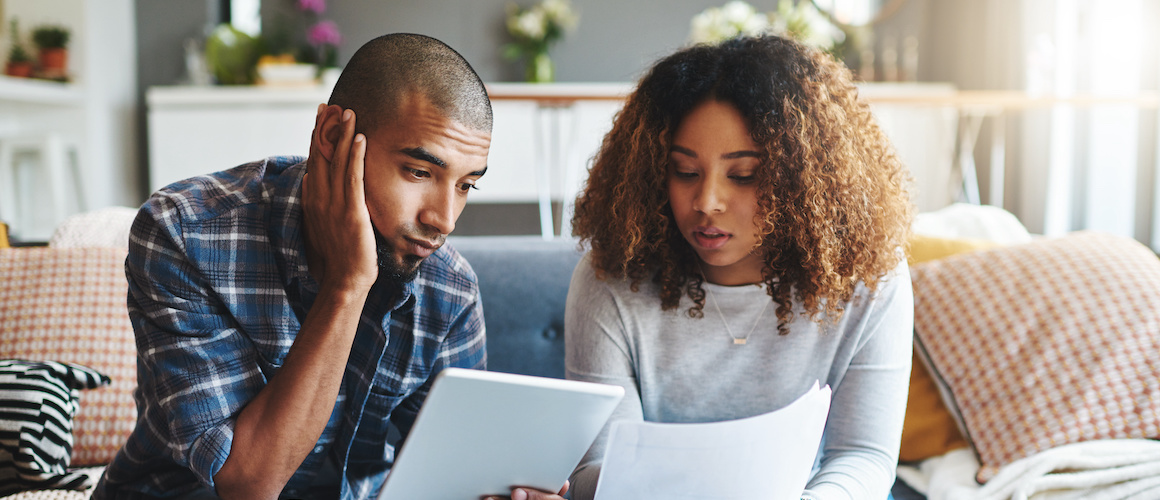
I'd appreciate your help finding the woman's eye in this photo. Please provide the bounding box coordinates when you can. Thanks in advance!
[672,170,698,179]
[730,174,755,183]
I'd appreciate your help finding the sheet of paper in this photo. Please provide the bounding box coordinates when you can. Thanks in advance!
[594,381,831,500]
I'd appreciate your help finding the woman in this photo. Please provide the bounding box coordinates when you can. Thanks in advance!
[565,35,914,500]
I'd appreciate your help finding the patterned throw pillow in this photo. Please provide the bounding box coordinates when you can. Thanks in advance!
[0,359,110,494]
[0,247,137,466]
[911,231,1160,482]
[898,234,995,462]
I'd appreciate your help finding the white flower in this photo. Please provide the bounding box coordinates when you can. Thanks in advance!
[738,13,769,36]
[689,1,772,44]
[721,0,757,26]
[541,0,578,31]
[511,8,547,40]
[690,8,722,44]
[792,0,845,48]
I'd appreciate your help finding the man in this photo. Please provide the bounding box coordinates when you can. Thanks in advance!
[93,34,567,500]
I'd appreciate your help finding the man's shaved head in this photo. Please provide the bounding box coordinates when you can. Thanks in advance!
[328,33,492,134]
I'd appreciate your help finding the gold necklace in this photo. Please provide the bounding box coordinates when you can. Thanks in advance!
[699,263,771,345]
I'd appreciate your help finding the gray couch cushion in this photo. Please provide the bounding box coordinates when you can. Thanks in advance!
[448,236,584,379]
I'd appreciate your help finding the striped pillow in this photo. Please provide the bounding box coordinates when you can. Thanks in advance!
[0,359,109,494]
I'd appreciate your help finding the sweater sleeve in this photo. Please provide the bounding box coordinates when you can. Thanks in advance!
[563,256,645,500]
[802,262,914,500]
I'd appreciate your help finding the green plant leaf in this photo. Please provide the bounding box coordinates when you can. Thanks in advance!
[31,25,70,49]
[502,43,525,61]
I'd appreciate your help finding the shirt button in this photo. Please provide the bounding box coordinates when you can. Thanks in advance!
[313,445,324,454]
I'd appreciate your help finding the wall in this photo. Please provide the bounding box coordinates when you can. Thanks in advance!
[131,0,1059,235]
[265,0,759,83]
[134,0,216,196]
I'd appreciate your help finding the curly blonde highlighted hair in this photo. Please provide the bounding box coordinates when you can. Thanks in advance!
[572,35,913,333]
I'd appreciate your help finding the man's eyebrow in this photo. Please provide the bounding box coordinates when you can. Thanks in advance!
[401,147,446,168]
[470,166,488,177]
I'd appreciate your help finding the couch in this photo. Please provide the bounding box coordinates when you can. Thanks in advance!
[0,214,590,499]
[3,205,1159,500]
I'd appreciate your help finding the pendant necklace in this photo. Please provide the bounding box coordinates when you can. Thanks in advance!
[699,263,771,345]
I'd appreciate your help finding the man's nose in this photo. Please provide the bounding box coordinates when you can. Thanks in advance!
[419,186,457,235]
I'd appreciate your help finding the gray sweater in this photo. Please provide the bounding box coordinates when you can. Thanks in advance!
[564,255,913,500]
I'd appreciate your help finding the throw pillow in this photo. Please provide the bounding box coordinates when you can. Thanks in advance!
[911,231,1160,482]
[0,359,109,495]
[0,247,137,466]
[898,234,997,462]
[0,222,9,248]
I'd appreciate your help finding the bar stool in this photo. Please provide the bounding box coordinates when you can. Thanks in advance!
[0,133,84,240]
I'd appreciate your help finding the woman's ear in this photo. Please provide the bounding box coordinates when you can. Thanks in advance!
[314,105,345,162]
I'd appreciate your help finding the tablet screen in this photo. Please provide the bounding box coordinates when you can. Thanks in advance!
[377,368,624,499]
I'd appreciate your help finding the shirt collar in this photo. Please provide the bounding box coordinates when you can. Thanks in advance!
[269,159,313,290]
[270,159,418,314]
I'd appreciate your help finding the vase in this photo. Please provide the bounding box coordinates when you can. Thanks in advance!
[526,51,554,83]
[4,61,33,78]
[38,48,68,75]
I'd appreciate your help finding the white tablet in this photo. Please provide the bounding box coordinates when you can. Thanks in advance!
[376,368,624,500]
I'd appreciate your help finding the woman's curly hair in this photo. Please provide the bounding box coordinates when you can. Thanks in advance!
[571,35,913,333]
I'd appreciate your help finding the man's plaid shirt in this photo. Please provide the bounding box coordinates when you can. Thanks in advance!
[94,157,486,499]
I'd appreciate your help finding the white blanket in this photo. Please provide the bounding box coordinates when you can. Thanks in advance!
[897,440,1160,500]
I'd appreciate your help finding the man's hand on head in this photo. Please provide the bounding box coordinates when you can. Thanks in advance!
[302,104,379,294]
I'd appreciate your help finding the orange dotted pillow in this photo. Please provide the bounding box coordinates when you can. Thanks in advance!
[0,247,137,466]
[899,234,997,462]
[911,232,1160,482]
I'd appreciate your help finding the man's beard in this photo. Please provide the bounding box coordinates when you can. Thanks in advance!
[373,226,437,283]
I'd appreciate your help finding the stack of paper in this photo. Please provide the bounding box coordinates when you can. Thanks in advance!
[594,382,832,500]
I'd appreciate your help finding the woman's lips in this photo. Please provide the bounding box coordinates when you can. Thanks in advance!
[692,226,731,250]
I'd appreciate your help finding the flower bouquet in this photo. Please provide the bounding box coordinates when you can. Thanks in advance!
[502,0,579,83]
[690,0,844,55]
[261,0,343,84]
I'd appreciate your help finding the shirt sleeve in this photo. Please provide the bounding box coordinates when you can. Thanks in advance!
[563,257,645,500]
[126,195,267,490]
[802,262,914,500]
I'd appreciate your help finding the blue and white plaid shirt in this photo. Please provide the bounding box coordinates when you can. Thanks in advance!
[94,157,486,500]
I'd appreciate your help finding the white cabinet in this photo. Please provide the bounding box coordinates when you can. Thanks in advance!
[146,82,960,237]
[146,83,629,214]
[146,86,328,192]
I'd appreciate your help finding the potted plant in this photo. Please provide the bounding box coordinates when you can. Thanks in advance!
[5,19,33,78]
[31,24,70,77]
[503,0,579,83]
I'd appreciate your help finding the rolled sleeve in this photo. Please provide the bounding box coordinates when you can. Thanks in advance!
[188,419,235,487]
[126,195,267,490]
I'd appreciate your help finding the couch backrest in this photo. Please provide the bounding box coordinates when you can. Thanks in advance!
[449,236,584,379]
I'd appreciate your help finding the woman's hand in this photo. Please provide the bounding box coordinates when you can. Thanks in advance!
[301,104,379,294]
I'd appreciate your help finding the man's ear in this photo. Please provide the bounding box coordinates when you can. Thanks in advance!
[315,105,345,163]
